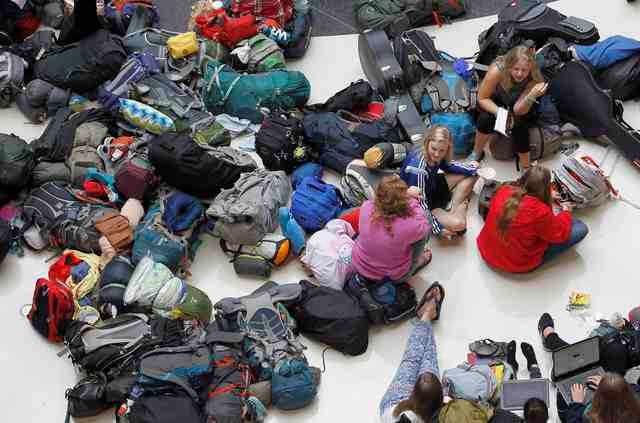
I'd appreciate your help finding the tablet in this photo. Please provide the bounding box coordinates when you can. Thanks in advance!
[500,379,550,411]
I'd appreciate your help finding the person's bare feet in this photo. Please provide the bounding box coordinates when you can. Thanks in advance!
[415,249,432,270]
[418,286,442,322]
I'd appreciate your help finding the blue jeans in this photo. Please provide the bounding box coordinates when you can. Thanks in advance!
[379,321,439,417]
[540,219,588,265]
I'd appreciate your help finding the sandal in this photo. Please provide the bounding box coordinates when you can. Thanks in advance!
[414,249,432,274]
[417,281,445,321]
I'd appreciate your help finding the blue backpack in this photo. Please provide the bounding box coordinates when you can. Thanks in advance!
[291,176,343,233]
[429,112,476,156]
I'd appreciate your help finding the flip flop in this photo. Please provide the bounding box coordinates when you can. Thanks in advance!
[417,281,445,321]
[414,249,432,274]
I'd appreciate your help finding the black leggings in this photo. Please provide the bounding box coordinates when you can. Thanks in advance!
[476,96,535,154]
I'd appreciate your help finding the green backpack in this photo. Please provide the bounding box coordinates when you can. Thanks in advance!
[202,60,311,123]
[438,399,493,423]
[235,34,286,74]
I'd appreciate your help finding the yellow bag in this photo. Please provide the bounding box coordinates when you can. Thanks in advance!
[167,32,199,59]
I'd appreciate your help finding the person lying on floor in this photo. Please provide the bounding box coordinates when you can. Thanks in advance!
[399,125,478,240]
[537,313,640,422]
[379,282,445,422]
[477,166,588,273]
[467,45,547,170]
[350,175,432,285]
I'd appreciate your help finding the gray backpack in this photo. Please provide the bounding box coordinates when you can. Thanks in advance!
[0,52,26,108]
[553,155,614,208]
[340,159,396,207]
[66,146,106,188]
[441,363,498,404]
[207,169,291,245]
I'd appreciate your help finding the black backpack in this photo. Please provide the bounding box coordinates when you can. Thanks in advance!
[0,133,35,190]
[0,219,11,266]
[255,110,307,174]
[596,54,640,101]
[149,132,257,198]
[289,280,369,356]
[322,79,374,113]
[22,182,116,252]
[393,29,440,89]
[33,29,126,94]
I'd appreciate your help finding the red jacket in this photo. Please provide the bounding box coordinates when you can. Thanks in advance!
[477,186,572,273]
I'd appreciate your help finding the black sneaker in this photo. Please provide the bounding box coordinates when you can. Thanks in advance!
[506,340,519,375]
[538,313,555,351]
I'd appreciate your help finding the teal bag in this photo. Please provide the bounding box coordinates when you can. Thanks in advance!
[429,112,475,157]
[201,60,310,123]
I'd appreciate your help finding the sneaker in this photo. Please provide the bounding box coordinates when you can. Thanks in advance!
[521,342,542,378]
[278,207,306,256]
[466,150,485,162]
[538,313,555,351]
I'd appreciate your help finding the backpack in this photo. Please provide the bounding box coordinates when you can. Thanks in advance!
[429,112,476,157]
[289,280,369,356]
[34,29,127,94]
[0,51,25,107]
[340,159,394,207]
[215,282,319,410]
[207,169,291,245]
[31,161,72,187]
[66,146,106,188]
[128,387,204,423]
[115,154,158,201]
[27,278,75,342]
[201,59,311,124]
[230,0,294,27]
[282,8,312,59]
[291,176,343,233]
[552,155,616,208]
[233,33,286,73]
[0,133,34,190]
[393,29,440,92]
[438,399,493,423]
[420,53,478,115]
[131,204,191,273]
[321,79,374,113]
[441,363,498,403]
[596,53,640,101]
[150,133,257,198]
[220,233,291,267]
[344,274,417,325]
[255,110,308,173]
[63,314,194,376]
[32,107,114,163]
[22,182,117,252]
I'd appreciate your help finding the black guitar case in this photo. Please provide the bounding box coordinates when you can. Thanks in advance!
[550,60,640,170]
[358,30,426,144]
[477,0,599,67]
[358,30,404,99]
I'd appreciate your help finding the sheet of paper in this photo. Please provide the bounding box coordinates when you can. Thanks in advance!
[494,107,509,136]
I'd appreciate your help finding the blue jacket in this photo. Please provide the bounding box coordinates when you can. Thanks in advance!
[399,150,476,236]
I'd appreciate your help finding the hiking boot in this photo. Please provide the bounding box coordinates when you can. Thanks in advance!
[466,150,485,162]
[538,313,555,351]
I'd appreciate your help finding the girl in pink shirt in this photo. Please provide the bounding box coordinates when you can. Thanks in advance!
[351,175,431,283]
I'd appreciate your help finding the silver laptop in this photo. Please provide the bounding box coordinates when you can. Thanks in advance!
[500,379,550,411]
[552,336,605,404]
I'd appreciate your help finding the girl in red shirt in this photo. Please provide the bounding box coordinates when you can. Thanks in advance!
[477,166,588,273]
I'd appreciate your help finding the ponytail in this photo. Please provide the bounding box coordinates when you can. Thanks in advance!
[497,186,526,238]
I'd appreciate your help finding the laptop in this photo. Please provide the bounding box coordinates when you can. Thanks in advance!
[552,336,605,404]
[500,379,550,411]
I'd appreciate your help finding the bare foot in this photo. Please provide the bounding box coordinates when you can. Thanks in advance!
[418,286,442,322]
[415,249,432,270]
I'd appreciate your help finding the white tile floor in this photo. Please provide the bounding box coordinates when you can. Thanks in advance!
[2,0,640,421]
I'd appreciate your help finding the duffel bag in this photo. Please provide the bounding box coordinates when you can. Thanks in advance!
[34,29,127,94]
[0,133,34,190]
[149,132,257,198]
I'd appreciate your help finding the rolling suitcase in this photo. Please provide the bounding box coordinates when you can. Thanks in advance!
[550,60,640,170]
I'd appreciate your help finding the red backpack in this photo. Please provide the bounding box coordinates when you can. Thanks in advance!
[28,278,75,342]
